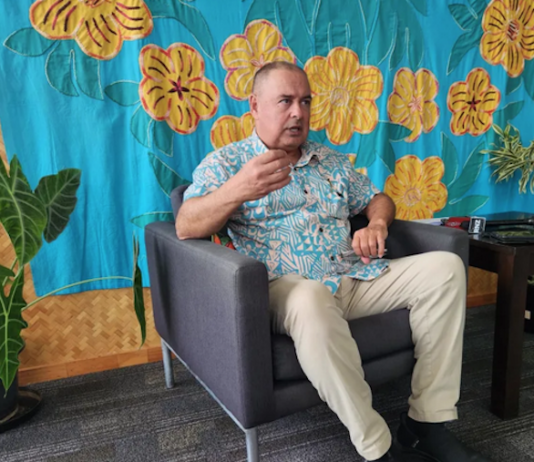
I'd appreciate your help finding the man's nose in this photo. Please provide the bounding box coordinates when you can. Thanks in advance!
[291,102,303,118]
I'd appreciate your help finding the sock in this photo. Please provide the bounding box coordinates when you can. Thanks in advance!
[406,415,445,437]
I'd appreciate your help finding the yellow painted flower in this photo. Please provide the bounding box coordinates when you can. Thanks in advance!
[139,43,220,135]
[210,112,255,150]
[384,156,447,220]
[347,155,368,175]
[30,0,153,60]
[304,47,383,146]
[220,20,296,100]
[480,0,534,77]
[447,68,501,136]
[387,68,440,142]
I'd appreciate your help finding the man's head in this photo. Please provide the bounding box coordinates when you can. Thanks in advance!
[249,62,311,154]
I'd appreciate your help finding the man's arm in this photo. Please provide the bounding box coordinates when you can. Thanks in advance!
[352,193,396,263]
[176,149,292,240]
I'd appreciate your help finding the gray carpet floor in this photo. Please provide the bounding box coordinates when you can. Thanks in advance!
[2,304,534,462]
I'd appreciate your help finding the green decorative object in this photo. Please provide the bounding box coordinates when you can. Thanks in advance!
[482,124,534,194]
[0,156,146,397]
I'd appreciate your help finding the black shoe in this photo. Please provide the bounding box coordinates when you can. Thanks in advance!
[396,412,491,461]
[365,443,407,461]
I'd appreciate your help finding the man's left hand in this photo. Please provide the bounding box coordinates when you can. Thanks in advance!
[352,220,388,264]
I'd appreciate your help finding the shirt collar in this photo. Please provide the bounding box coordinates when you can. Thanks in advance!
[249,130,324,167]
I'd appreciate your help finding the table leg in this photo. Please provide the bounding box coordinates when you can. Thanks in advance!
[491,252,529,419]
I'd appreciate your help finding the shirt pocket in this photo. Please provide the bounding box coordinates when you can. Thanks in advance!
[323,182,349,219]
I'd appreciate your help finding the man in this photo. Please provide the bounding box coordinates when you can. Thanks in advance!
[176,62,489,462]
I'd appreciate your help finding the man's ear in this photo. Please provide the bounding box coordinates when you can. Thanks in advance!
[249,93,258,117]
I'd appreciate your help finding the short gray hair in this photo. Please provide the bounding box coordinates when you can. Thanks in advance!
[251,62,308,94]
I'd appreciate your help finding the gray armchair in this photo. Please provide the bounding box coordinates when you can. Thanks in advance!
[145,185,469,462]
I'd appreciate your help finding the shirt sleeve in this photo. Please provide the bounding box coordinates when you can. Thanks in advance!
[183,151,232,201]
[346,163,382,217]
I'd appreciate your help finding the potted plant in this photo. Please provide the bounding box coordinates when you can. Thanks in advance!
[483,125,534,332]
[0,155,145,432]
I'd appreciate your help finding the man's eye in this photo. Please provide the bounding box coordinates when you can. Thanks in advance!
[280,99,290,104]
[302,100,311,106]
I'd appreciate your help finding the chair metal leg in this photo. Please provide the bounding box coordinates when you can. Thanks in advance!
[161,340,175,389]
[245,428,259,462]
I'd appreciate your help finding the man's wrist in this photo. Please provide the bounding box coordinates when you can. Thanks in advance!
[368,218,388,228]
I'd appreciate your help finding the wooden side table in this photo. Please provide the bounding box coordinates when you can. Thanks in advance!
[469,235,534,419]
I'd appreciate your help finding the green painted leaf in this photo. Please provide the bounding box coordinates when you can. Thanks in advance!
[469,0,489,16]
[447,31,482,75]
[315,0,365,58]
[299,0,318,33]
[402,7,424,69]
[385,122,411,141]
[145,0,216,59]
[277,1,313,64]
[132,236,146,346]
[448,4,476,30]
[380,141,396,174]
[493,101,525,127]
[357,131,379,168]
[73,47,103,100]
[438,195,489,217]
[148,152,191,197]
[366,1,395,65]
[0,156,46,265]
[506,76,522,95]
[131,107,153,149]
[154,121,175,157]
[131,212,174,228]
[407,0,427,15]
[45,40,78,97]
[3,27,55,57]
[361,0,379,37]
[105,81,140,107]
[0,271,27,392]
[447,142,485,202]
[523,60,534,101]
[390,18,406,70]
[441,133,459,186]
[245,0,277,27]
[34,169,81,243]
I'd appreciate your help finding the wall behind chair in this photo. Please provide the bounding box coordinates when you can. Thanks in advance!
[0,0,532,297]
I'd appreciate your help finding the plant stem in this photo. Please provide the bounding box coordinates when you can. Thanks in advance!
[22,276,133,311]
[1,259,17,287]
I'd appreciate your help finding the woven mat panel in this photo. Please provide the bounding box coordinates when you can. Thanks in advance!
[468,267,497,295]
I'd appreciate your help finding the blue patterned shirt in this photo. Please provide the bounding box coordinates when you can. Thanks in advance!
[184,132,389,293]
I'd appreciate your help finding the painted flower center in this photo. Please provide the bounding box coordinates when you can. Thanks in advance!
[466,96,481,111]
[330,87,349,107]
[404,187,422,207]
[409,96,423,113]
[507,19,520,42]
[168,78,190,101]
[250,54,266,68]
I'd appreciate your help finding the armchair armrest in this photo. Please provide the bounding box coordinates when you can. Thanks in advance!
[145,221,276,428]
[350,215,469,270]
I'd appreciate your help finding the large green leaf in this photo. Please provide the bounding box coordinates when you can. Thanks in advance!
[438,195,489,217]
[506,76,522,95]
[0,156,47,265]
[4,27,55,57]
[131,212,174,228]
[380,142,396,175]
[448,4,477,30]
[407,0,427,15]
[367,1,396,65]
[447,30,482,75]
[145,0,216,59]
[300,0,319,34]
[154,121,175,157]
[357,122,408,168]
[148,152,191,197]
[34,169,81,243]
[441,133,459,186]
[0,265,15,280]
[522,60,534,100]
[45,40,78,97]
[447,142,485,202]
[132,236,146,345]
[0,271,27,392]
[245,0,278,28]
[131,107,154,149]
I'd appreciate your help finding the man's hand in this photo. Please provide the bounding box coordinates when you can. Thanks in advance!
[351,220,388,264]
[227,149,293,203]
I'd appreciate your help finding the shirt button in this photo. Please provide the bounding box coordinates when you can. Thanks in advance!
[304,189,308,194]
[330,256,334,261]
[319,228,323,232]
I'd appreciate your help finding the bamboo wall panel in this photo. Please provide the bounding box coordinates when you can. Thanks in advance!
[0,123,496,385]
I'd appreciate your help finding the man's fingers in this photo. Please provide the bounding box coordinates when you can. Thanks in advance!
[258,149,288,164]
[269,175,292,192]
[266,169,292,185]
[377,238,386,258]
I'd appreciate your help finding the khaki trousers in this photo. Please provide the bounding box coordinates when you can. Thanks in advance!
[268,251,466,461]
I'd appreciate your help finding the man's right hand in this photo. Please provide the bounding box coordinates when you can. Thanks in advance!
[227,149,293,202]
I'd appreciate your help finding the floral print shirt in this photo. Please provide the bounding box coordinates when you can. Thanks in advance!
[184,132,390,293]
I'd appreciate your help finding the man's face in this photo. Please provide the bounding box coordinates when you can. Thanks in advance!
[249,69,311,152]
